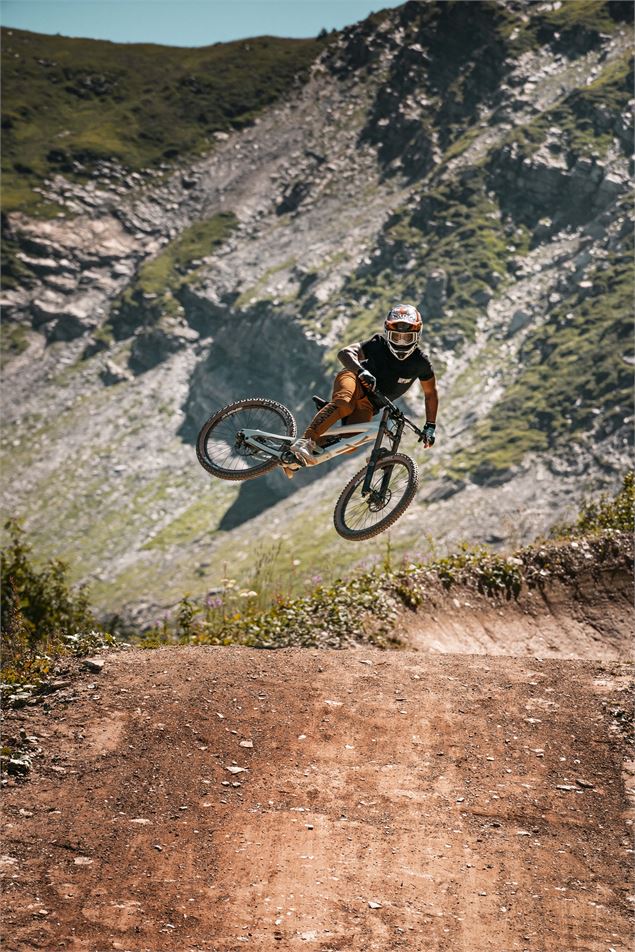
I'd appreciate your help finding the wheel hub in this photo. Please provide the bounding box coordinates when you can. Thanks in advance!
[368,489,391,512]
[234,430,258,457]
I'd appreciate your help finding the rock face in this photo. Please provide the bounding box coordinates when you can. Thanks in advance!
[423,269,447,316]
[1,1,633,620]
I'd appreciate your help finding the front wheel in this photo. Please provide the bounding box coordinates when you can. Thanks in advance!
[334,453,418,540]
[196,398,297,481]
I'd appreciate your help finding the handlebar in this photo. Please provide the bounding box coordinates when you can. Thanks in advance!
[369,389,426,441]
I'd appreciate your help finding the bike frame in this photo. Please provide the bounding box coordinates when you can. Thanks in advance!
[240,417,387,468]
[240,394,424,495]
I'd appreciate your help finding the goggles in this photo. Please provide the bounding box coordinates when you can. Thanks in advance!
[386,321,420,347]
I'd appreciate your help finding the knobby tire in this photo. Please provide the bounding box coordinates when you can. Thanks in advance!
[196,398,297,481]
[333,453,418,540]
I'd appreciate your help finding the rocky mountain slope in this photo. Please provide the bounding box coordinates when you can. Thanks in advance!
[1,1,633,623]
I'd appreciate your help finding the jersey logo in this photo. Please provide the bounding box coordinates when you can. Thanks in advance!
[398,377,414,384]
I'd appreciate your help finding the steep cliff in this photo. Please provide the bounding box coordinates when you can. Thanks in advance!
[1,1,633,621]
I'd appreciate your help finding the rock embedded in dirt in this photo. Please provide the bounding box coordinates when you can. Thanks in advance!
[6,755,32,776]
[575,778,594,789]
[99,358,131,386]
[50,679,72,691]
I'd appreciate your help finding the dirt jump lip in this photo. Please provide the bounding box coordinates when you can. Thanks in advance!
[1,644,633,952]
[400,565,634,661]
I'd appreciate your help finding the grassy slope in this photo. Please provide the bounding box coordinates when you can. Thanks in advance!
[1,27,327,215]
[108,473,635,645]
[453,235,634,481]
[109,212,239,331]
[508,48,634,159]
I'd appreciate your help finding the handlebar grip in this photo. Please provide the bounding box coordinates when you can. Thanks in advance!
[372,390,395,409]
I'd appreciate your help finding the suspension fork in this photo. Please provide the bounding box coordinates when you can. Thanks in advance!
[361,409,404,496]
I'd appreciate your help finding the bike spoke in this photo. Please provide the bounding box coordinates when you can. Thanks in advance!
[204,405,287,472]
[343,463,411,530]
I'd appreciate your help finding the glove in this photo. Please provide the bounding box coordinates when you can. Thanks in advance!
[358,370,377,391]
[421,422,436,447]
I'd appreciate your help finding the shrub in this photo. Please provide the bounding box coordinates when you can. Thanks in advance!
[0,519,106,684]
[552,471,634,537]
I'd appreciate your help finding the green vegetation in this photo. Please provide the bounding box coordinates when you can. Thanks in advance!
[497,0,632,57]
[1,27,328,215]
[110,211,237,332]
[0,322,30,364]
[2,476,631,673]
[1,222,34,291]
[509,50,633,160]
[326,171,527,361]
[0,519,116,686]
[453,234,634,482]
[407,175,527,341]
[138,213,238,296]
[553,470,634,537]
[137,571,402,650]
[235,257,297,308]
[138,474,632,648]
[536,0,629,37]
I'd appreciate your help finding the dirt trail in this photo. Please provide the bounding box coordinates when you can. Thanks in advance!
[2,642,633,952]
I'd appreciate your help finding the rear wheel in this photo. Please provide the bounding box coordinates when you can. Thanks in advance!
[196,398,297,481]
[333,453,418,540]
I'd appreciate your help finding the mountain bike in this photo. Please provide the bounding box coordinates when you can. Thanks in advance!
[196,392,428,540]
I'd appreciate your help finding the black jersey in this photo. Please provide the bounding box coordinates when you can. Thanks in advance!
[359,334,434,400]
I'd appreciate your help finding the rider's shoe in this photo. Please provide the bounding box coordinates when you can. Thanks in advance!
[281,464,296,479]
[289,438,320,466]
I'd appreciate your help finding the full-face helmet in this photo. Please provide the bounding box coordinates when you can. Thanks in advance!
[384,304,422,360]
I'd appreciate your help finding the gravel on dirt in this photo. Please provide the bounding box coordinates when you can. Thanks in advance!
[1,644,633,952]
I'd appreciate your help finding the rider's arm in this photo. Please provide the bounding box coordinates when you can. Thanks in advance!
[337,342,366,374]
[420,376,438,424]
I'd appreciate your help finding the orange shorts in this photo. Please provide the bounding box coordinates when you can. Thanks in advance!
[305,370,375,442]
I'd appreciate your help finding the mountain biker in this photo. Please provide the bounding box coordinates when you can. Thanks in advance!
[289,303,438,467]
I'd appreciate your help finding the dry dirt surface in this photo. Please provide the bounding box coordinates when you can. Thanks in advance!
[2,640,633,952]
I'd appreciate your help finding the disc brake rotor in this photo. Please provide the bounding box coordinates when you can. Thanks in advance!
[367,489,391,512]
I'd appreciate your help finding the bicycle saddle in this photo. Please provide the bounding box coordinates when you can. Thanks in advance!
[312,395,328,410]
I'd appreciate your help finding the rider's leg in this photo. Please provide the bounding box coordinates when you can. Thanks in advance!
[345,401,375,426]
[291,371,373,467]
[304,371,372,444]
[337,400,375,454]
